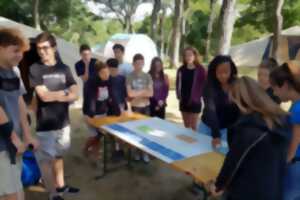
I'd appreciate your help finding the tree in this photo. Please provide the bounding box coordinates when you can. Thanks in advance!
[151,0,161,43]
[204,0,218,60]
[170,0,185,68]
[218,0,237,55]
[272,0,284,59]
[32,0,41,30]
[92,0,148,33]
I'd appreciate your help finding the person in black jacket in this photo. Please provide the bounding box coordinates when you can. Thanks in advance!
[209,76,290,200]
[83,60,120,160]
[198,55,240,148]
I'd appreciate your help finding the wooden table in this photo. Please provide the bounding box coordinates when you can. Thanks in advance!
[88,114,225,199]
[87,112,148,177]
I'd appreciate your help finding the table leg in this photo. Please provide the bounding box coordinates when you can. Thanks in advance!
[103,134,108,174]
[127,147,132,169]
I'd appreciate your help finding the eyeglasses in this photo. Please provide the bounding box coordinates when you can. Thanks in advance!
[37,45,52,51]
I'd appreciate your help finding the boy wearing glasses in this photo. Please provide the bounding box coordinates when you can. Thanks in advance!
[29,32,79,200]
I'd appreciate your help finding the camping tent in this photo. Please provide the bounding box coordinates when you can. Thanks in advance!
[229,26,300,67]
[0,16,102,107]
[103,33,158,72]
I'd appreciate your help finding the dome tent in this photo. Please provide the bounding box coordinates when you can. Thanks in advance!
[104,33,158,72]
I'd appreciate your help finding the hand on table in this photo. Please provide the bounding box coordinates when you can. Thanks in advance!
[212,138,221,149]
[206,181,224,197]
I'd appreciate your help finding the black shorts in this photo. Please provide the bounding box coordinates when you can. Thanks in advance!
[179,101,201,114]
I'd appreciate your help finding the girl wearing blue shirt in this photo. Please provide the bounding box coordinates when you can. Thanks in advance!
[270,61,300,200]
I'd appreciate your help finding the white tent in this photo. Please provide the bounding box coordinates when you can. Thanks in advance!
[103,33,158,72]
[230,26,300,67]
[0,16,102,106]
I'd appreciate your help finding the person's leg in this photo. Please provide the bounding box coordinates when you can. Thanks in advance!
[190,113,200,131]
[53,157,65,188]
[181,112,189,128]
[36,153,57,199]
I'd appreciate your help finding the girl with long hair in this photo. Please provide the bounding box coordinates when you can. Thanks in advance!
[148,57,169,119]
[176,47,206,130]
[210,76,290,200]
[270,61,300,200]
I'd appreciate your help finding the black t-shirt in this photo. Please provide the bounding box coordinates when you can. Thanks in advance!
[181,66,195,102]
[29,62,76,131]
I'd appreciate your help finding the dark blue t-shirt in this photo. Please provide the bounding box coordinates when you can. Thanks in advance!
[75,58,97,79]
[289,100,300,157]
[111,75,127,107]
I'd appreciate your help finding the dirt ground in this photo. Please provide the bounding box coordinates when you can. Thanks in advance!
[25,91,215,200]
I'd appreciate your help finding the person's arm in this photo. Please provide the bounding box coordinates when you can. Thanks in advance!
[81,61,89,82]
[126,85,144,98]
[35,86,66,102]
[19,96,38,149]
[202,85,221,140]
[75,62,88,82]
[288,125,300,162]
[58,66,79,102]
[287,107,300,162]
[108,84,121,116]
[140,74,154,97]
[160,75,170,105]
[175,68,181,100]
[57,84,79,102]
[0,106,25,154]
[82,81,96,117]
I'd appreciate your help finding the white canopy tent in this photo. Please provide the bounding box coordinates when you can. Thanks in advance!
[230,26,300,67]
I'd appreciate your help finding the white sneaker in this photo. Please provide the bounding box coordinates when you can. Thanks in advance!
[142,153,150,163]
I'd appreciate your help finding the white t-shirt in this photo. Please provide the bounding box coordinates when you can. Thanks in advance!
[119,62,133,77]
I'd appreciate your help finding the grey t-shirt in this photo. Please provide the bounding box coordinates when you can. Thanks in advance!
[126,71,153,108]
[0,67,26,150]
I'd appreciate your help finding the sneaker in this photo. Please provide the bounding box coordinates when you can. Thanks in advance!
[142,153,150,163]
[134,152,141,161]
[50,196,64,200]
[56,185,80,195]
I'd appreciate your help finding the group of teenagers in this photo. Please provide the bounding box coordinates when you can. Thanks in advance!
[0,26,300,200]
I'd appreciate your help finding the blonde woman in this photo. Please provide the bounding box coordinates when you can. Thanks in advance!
[209,76,290,200]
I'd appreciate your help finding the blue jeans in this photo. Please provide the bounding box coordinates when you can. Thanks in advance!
[284,161,300,200]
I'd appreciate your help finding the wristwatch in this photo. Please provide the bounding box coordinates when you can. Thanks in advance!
[63,89,69,96]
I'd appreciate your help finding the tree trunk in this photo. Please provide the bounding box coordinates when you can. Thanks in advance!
[180,0,189,55]
[33,0,41,30]
[124,14,133,33]
[158,7,166,58]
[272,0,284,59]
[170,0,184,68]
[205,0,218,61]
[218,0,237,55]
[151,0,161,43]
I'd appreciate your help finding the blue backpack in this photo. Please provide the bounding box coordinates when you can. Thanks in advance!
[21,150,41,187]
